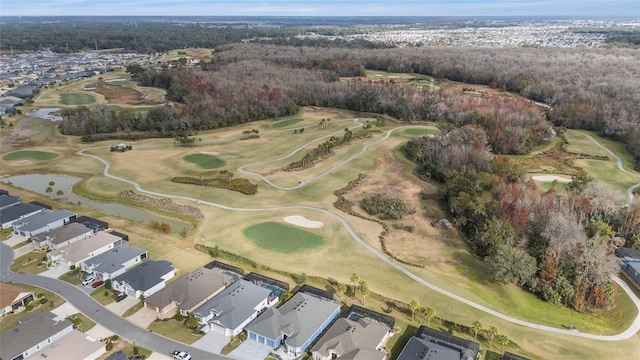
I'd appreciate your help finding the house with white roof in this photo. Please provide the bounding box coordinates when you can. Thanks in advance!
[47,231,124,268]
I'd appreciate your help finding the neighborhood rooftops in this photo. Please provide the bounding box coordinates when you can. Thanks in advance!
[0,310,73,360]
[112,260,175,292]
[82,244,147,275]
[145,267,233,312]
[32,222,93,247]
[0,194,20,209]
[310,317,391,360]
[12,209,76,233]
[193,279,274,331]
[398,325,480,360]
[0,203,45,227]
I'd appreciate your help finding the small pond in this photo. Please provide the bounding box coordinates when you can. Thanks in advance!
[26,108,63,121]
[1,174,187,233]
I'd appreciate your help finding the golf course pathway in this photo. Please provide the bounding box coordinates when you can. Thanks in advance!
[75,125,640,342]
[576,132,640,204]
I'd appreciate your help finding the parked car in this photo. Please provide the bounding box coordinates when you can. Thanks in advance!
[115,292,127,302]
[82,275,95,286]
[91,280,104,288]
[172,351,191,360]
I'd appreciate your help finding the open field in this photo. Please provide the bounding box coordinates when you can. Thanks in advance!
[3,150,59,161]
[244,222,324,253]
[3,97,640,359]
[59,92,96,105]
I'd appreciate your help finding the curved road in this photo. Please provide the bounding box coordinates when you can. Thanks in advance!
[0,242,231,360]
[577,132,640,204]
[4,124,635,358]
[70,126,640,341]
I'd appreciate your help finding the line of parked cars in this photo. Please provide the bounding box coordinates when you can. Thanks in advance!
[82,274,128,301]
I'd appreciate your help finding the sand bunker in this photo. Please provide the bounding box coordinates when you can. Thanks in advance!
[200,151,220,155]
[284,215,324,229]
[531,174,572,183]
[9,160,33,166]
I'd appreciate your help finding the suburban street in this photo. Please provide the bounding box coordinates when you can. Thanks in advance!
[0,242,232,360]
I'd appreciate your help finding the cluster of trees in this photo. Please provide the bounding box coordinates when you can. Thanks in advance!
[287,128,373,170]
[406,126,637,310]
[361,194,411,220]
[150,221,172,233]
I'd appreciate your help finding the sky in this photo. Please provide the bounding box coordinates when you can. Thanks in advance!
[1,0,638,17]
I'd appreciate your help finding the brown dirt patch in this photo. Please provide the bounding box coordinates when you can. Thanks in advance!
[342,150,452,266]
[0,116,66,153]
[91,83,156,105]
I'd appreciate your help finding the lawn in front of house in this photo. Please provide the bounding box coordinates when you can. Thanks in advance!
[147,317,203,344]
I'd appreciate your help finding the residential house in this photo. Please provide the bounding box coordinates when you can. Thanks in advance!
[0,203,45,229]
[74,215,109,232]
[246,290,341,357]
[12,209,77,237]
[0,282,34,316]
[193,279,277,337]
[502,352,530,360]
[615,248,640,287]
[396,326,480,360]
[145,267,233,315]
[31,329,106,360]
[0,311,73,360]
[47,231,124,268]
[0,194,20,210]
[111,260,175,299]
[310,306,394,360]
[31,222,94,250]
[80,245,148,280]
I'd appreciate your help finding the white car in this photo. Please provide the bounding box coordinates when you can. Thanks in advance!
[173,351,191,360]
[82,275,95,286]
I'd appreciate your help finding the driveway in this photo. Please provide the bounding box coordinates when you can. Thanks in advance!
[228,339,271,360]
[128,307,161,329]
[191,331,230,354]
[106,293,139,316]
[39,263,70,279]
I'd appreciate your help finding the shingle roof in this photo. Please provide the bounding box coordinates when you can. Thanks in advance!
[0,282,33,309]
[48,231,123,264]
[311,317,390,360]
[82,245,146,275]
[0,194,20,209]
[246,292,340,348]
[396,336,460,360]
[145,267,232,310]
[32,222,93,246]
[13,210,76,232]
[0,311,73,360]
[193,279,273,331]
[0,203,44,225]
[113,260,174,292]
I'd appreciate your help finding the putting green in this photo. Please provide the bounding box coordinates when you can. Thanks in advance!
[3,150,59,161]
[272,118,303,128]
[244,222,324,253]
[404,128,438,136]
[59,93,96,105]
[183,154,226,169]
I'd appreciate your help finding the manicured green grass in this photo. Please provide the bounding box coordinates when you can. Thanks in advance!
[59,271,83,285]
[183,153,226,169]
[91,288,115,306]
[147,318,203,344]
[59,92,96,105]
[272,118,304,128]
[536,180,569,193]
[404,128,439,136]
[70,313,96,332]
[3,150,59,161]
[120,344,152,359]
[244,222,324,253]
[9,252,48,274]
[122,301,144,317]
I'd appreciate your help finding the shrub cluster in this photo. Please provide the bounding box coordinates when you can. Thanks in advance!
[361,194,410,220]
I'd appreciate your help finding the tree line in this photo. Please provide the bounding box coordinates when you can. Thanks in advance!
[405,126,638,311]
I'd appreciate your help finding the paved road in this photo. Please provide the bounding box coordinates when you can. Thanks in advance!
[72,126,640,341]
[0,242,232,360]
[577,132,640,204]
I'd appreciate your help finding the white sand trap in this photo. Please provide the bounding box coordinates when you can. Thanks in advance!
[531,175,572,183]
[200,151,220,155]
[10,160,33,166]
[284,215,324,229]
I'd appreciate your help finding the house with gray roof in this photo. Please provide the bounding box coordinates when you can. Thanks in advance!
[80,245,148,280]
[31,222,94,250]
[246,291,341,357]
[111,260,175,299]
[0,203,45,229]
[12,209,77,237]
[193,279,277,337]
[0,194,20,210]
[310,316,392,360]
[616,247,640,288]
[397,326,480,360]
[0,310,73,360]
[145,267,233,315]
[47,230,124,268]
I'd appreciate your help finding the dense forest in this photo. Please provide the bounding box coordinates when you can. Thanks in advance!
[61,44,640,166]
[405,128,639,310]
